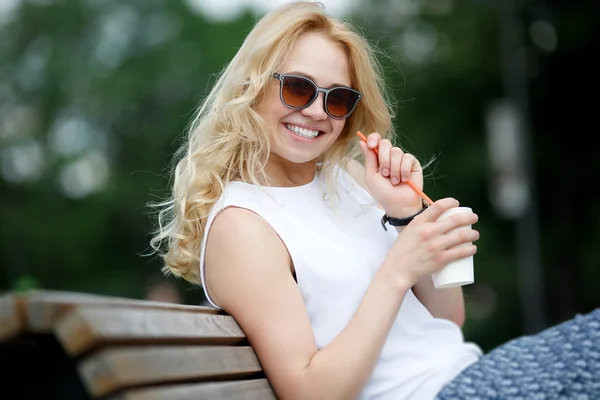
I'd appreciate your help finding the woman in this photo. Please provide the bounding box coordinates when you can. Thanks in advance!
[150,2,600,399]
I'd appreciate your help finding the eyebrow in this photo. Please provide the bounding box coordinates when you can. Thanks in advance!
[286,71,351,88]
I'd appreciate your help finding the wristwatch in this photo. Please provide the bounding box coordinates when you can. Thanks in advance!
[381,200,429,231]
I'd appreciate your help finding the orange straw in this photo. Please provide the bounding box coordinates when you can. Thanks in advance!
[356,131,434,205]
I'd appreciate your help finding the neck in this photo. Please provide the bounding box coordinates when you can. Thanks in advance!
[264,154,317,187]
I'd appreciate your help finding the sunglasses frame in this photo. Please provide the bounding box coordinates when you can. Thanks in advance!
[272,73,362,119]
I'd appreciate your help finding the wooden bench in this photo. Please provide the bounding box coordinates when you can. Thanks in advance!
[0,290,276,399]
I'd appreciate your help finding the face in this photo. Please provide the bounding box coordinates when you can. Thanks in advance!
[256,31,353,165]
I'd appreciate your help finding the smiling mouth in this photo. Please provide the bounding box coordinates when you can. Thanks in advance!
[284,123,325,140]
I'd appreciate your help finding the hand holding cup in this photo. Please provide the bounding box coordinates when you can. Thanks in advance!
[431,206,477,289]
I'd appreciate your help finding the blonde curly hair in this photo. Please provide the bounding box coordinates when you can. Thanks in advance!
[149,1,395,284]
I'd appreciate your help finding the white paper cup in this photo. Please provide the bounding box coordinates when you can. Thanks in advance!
[431,206,475,289]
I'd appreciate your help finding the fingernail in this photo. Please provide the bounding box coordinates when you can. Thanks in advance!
[391,177,400,185]
[368,140,376,147]
[382,168,389,176]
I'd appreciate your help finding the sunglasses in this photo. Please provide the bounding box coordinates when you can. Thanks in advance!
[273,73,362,119]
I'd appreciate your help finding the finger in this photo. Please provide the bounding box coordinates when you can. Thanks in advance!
[367,132,380,150]
[437,245,478,266]
[359,141,378,174]
[436,227,480,251]
[418,198,460,222]
[378,139,392,177]
[389,147,403,185]
[400,153,420,183]
[437,211,479,234]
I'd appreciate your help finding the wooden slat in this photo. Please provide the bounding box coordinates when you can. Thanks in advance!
[79,346,263,398]
[0,293,27,342]
[24,290,222,333]
[112,379,276,400]
[55,306,246,356]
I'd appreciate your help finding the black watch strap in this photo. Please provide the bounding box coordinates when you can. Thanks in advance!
[381,200,429,231]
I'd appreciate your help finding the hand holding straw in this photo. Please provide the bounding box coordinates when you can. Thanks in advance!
[356,131,434,206]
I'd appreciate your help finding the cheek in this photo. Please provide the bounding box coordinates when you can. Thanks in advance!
[256,86,283,118]
[331,120,347,138]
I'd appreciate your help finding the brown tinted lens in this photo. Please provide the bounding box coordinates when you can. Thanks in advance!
[281,77,316,107]
[327,88,359,118]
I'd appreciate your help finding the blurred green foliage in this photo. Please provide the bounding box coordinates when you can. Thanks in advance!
[0,0,598,352]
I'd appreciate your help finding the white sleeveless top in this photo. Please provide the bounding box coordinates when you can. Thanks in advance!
[200,167,482,399]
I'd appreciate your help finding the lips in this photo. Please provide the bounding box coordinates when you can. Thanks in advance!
[282,124,321,142]
[284,122,326,138]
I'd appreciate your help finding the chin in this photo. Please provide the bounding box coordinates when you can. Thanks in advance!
[275,150,321,165]
[269,129,339,164]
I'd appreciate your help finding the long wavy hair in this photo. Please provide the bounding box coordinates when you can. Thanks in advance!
[149,1,395,284]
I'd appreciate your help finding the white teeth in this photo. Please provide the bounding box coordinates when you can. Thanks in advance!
[285,123,319,139]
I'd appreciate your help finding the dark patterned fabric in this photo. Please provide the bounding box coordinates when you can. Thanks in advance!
[436,308,600,400]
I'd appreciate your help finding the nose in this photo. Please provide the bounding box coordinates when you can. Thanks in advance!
[301,92,327,120]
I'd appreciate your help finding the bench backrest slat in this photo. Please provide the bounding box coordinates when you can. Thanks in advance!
[80,345,264,398]
[55,306,247,357]
[0,293,27,341]
[113,379,276,400]
[24,290,222,333]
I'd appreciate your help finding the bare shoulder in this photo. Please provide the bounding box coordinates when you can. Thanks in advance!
[204,206,292,307]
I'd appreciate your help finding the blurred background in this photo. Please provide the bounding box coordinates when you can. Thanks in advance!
[1,0,598,353]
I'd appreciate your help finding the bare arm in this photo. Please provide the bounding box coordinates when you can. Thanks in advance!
[345,158,466,326]
[205,207,412,400]
[411,276,465,326]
